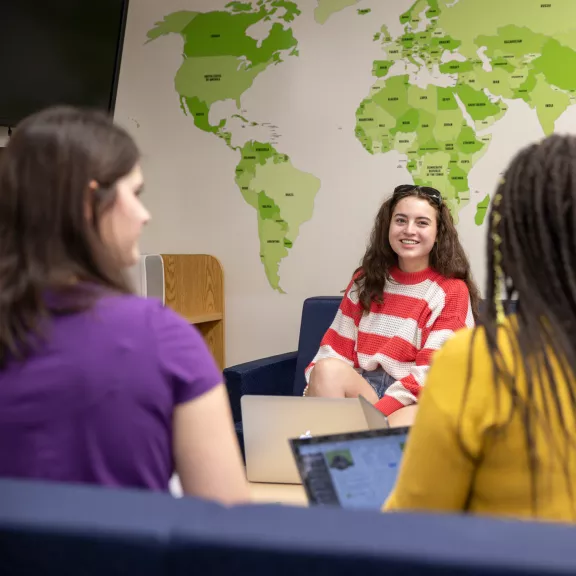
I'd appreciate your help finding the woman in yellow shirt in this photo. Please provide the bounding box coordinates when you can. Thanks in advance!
[384,134,576,523]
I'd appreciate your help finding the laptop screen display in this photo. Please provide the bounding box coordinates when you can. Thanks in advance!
[291,427,409,510]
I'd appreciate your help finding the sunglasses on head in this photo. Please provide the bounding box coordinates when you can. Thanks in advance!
[392,184,443,207]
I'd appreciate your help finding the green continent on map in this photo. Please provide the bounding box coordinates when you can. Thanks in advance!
[235,142,320,292]
[437,8,576,136]
[314,0,360,24]
[148,3,299,129]
[475,194,490,226]
[147,2,322,292]
[359,0,576,224]
[356,75,493,216]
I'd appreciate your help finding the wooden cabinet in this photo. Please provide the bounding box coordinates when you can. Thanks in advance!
[161,254,225,370]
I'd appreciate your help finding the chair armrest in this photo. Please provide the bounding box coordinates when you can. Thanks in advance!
[224,352,298,423]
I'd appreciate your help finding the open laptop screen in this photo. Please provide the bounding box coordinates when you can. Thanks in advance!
[290,427,409,510]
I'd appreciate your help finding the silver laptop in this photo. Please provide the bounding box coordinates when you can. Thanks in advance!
[241,395,389,484]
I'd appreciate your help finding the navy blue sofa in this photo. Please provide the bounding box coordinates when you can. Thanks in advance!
[1,477,575,576]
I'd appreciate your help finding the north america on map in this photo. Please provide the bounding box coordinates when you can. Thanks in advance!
[147,0,576,292]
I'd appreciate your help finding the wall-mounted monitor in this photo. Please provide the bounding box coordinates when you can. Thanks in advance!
[0,0,129,127]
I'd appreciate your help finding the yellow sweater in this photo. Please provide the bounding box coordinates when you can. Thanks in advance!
[384,317,576,522]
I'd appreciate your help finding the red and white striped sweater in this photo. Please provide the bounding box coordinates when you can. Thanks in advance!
[305,266,474,416]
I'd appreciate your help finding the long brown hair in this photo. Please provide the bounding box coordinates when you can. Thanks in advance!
[355,186,480,319]
[0,106,140,368]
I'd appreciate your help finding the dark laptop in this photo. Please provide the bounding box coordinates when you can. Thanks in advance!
[290,426,409,510]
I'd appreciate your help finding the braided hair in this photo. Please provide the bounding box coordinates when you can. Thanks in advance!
[468,134,576,516]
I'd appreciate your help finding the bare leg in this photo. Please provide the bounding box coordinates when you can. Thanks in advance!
[307,358,379,404]
[387,405,418,428]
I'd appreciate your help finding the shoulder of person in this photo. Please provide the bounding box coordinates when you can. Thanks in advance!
[430,276,470,308]
[432,320,519,394]
[348,269,364,292]
[433,320,518,374]
[339,269,364,302]
[351,268,364,282]
[94,293,192,337]
[96,293,218,381]
[436,323,477,358]
[424,327,479,405]
[421,325,491,435]
[95,292,164,321]
[435,275,469,296]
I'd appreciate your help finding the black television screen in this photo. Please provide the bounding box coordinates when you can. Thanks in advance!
[0,0,129,127]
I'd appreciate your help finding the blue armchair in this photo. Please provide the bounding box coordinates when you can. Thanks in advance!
[224,296,342,453]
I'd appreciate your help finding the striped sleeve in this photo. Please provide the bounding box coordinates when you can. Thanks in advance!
[304,278,363,383]
[374,279,474,416]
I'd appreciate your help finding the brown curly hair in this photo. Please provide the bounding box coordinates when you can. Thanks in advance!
[354,186,480,320]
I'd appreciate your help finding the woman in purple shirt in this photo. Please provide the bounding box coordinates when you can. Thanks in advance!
[0,106,249,505]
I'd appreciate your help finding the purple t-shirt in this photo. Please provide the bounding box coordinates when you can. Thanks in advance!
[0,294,222,491]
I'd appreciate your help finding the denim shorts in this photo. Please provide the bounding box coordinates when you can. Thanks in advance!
[361,369,395,400]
